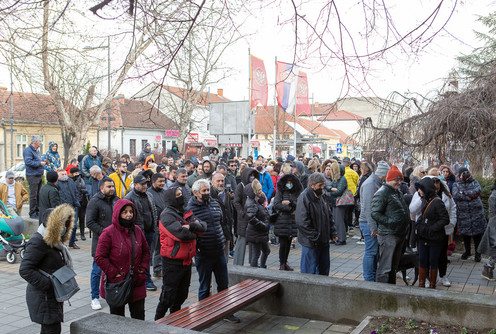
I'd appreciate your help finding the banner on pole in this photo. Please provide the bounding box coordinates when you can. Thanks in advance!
[250,55,268,110]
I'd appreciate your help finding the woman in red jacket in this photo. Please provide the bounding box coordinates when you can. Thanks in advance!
[95,199,150,319]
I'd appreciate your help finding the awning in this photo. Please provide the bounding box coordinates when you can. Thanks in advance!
[204,139,217,146]
[250,140,260,147]
[313,146,322,154]
[225,143,242,147]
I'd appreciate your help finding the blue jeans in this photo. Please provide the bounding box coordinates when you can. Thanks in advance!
[418,242,442,270]
[300,244,330,275]
[145,231,155,283]
[195,253,228,300]
[69,207,79,246]
[360,221,378,281]
[91,259,102,299]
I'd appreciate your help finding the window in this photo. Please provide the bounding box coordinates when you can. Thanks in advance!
[141,139,147,150]
[16,135,27,158]
[130,139,136,157]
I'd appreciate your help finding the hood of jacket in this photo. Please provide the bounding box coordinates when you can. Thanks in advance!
[240,167,260,185]
[244,182,256,199]
[164,186,184,212]
[144,142,151,153]
[202,160,215,177]
[294,161,305,176]
[43,204,75,247]
[330,162,341,181]
[144,155,154,166]
[111,199,138,230]
[276,173,303,194]
[47,141,58,153]
[339,164,345,177]
[416,177,436,200]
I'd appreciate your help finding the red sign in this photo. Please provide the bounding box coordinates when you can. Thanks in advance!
[250,140,260,147]
[250,55,268,110]
[188,133,199,141]
[165,130,179,137]
[205,139,217,146]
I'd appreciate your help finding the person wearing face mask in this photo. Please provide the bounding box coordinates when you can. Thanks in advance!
[57,169,81,249]
[273,173,303,271]
[210,172,235,262]
[154,187,206,320]
[254,161,274,201]
[187,181,229,296]
[19,204,76,334]
[95,199,150,320]
[452,167,487,262]
[166,143,181,161]
[296,172,338,275]
[232,167,260,266]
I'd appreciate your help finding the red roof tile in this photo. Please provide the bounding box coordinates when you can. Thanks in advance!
[317,109,364,121]
[0,89,59,123]
[159,85,230,106]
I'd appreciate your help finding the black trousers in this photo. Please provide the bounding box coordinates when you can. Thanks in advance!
[78,205,87,235]
[40,322,61,334]
[279,236,293,264]
[249,242,270,268]
[155,261,192,321]
[27,175,42,216]
[438,235,449,277]
[463,234,483,254]
[109,298,145,320]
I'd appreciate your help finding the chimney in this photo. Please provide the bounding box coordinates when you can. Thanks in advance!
[217,89,223,97]
[314,102,319,107]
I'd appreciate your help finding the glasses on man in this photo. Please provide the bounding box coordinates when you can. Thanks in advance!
[420,171,426,175]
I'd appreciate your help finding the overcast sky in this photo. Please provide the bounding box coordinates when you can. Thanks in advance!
[0,1,493,105]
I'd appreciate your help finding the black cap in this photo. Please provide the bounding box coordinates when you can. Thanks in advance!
[156,164,166,173]
[134,175,147,184]
[69,167,80,174]
[46,171,58,183]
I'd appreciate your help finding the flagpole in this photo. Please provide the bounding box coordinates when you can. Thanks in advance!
[273,57,277,159]
[293,104,297,156]
[311,93,314,135]
[247,48,251,158]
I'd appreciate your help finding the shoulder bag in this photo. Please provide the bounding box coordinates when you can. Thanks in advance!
[39,265,80,303]
[104,231,135,308]
[336,189,355,207]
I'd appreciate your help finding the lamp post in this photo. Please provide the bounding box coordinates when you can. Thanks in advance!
[84,36,111,152]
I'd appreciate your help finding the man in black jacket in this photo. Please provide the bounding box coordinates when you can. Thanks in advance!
[148,173,167,278]
[125,174,159,291]
[296,172,338,275]
[211,172,234,262]
[38,171,61,224]
[86,176,117,310]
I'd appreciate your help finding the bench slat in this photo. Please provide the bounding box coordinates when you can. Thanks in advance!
[156,279,259,324]
[155,279,279,330]
[169,281,277,329]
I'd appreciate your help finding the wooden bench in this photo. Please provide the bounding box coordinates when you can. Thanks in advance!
[155,279,279,330]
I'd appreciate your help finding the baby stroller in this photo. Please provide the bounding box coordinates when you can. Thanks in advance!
[0,201,27,264]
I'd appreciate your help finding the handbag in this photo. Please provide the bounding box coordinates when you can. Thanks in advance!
[104,231,135,308]
[336,189,355,207]
[39,265,80,303]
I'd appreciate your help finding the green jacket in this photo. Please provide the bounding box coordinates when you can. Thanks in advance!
[370,184,410,237]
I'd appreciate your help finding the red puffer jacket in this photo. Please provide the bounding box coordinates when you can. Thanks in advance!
[159,209,206,266]
[95,199,150,303]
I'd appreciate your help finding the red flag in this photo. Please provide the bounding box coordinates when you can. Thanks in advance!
[296,71,310,116]
[250,55,268,110]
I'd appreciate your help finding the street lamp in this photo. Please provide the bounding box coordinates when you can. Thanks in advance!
[84,36,111,152]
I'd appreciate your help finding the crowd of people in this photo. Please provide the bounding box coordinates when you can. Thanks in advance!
[14,134,496,333]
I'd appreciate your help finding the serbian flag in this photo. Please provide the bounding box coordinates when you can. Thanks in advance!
[276,62,310,116]
[250,55,268,110]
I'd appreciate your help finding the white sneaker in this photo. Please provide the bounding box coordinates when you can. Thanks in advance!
[440,276,451,287]
[425,279,430,288]
[91,298,102,310]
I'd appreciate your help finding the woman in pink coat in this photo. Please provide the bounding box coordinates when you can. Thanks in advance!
[95,199,150,319]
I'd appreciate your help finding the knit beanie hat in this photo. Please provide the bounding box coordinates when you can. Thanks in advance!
[386,165,403,181]
[46,171,59,183]
[375,161,390,177]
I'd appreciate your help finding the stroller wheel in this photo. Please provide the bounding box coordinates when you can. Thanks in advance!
[20,249,25,259]
[6,252,16,264]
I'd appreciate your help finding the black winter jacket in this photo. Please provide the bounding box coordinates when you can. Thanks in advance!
[39,182,61,224]
[245,185,270,243]
[19,204,75,325]
[296,187,336,248]
[71,175,89,206]
[125,189,158,233]
[147,186,166,217]
[211,187,234,242]
[187,196,226,256]
[371,184,410,237]
[415,178,449,246]
[86,191,117,256]
[273,174,302,237]
[233,167,260,237]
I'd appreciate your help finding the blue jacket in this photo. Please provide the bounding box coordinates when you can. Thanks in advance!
[259,171,274,200]
[23,144,44,177]
[81,153,102,185]
[57,178,80,208]
[187,196,225,257]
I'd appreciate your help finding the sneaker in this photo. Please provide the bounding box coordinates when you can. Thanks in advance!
[349,227,354,232]
[475,252,481,262]
[146,282,158,291]
[224,314,241,323]
[91,298,102,310]
[425,279,430,288]
[80,235,86,241]
[482,265,495,281]
[356,240,365,245]
[461,252,471,260]
[440,276,451,287]
[69,244,80,249]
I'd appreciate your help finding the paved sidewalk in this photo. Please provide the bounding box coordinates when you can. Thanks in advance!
[1,225,494,333]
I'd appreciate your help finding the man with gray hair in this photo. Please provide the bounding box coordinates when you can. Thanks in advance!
[23,135,46,218]
[81,147,102,195]
[296,172,338,275]
[89,165,103,198]
[358,160,390,281]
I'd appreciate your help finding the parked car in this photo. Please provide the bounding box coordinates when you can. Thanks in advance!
[0,163,26,182]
